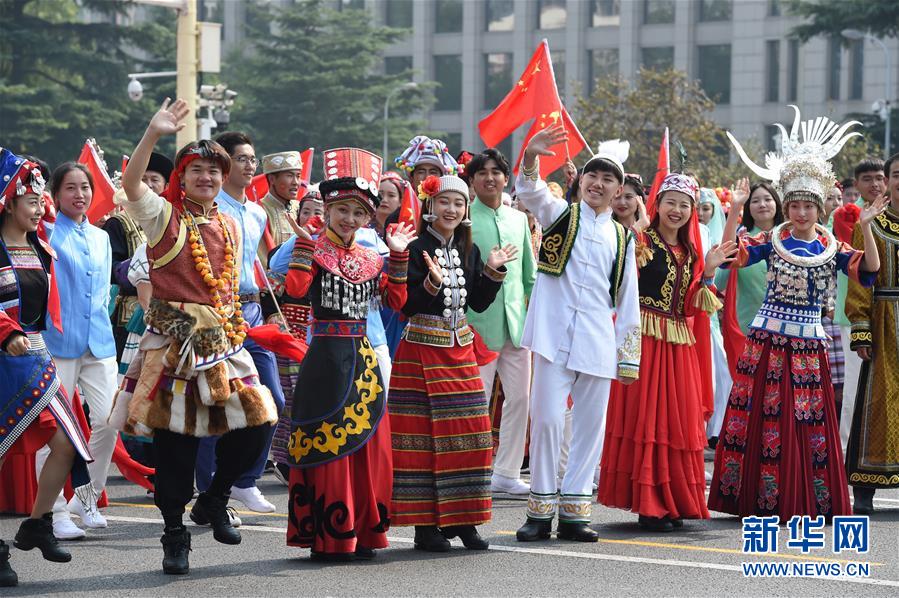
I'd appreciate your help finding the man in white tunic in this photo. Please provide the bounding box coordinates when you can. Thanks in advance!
[514,125,641,543]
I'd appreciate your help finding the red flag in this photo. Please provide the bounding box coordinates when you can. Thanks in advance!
[397,180,420,229]
[246,324,308,362]
[644,128,670,215]
[513,106,588,178]
[248,148,315,203]
[78,139,116,224]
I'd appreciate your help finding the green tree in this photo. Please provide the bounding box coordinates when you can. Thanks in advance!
[0,0,177,167]
[574,68,750,186]
[787,0,899,41]
[223,0,431,172]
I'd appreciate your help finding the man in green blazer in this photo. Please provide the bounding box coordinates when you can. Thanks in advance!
[466,149,537,495]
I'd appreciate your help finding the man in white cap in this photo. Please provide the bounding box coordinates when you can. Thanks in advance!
[258,150,305,268]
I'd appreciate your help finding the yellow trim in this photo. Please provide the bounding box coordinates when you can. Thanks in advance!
[641,310,695,346]
[148,200,173,248]
[152,219,187,269]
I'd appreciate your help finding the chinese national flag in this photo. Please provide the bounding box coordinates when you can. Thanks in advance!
[644,128,670,216]
[79,140,116,223]
[248,148,315,203]
[479,40,587,177]
[397,180,420,229]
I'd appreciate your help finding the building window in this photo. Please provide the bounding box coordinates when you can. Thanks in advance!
[385,0,412,28]
[435,0,462,33]
[827,36,841,100]
[644,0,675,25]
[434,55,463,111]
[849,39,864,100]
[588,48,619,91]
[697,44,731,104]
[768,0,781,17]
[552,50,566,93]
[591,0,620,27]
[385,56,413,76]
[484,53,514,110]
[787,39,799,101]
[538,0,567,30]
[698,0,731,22]
[765,124,781,152]
[486,0,514,32]
[641,46,674,71]
[766,40,780,102]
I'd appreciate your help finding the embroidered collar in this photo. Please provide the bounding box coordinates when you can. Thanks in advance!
[183,197,218,217]
[426,224,455,247]
[325,226,356,249]
[771,222,837,267]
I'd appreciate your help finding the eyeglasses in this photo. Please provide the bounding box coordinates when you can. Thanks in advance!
[234,156,258,167]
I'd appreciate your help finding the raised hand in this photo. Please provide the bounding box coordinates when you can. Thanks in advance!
[859,194,889,225]
[287,213,313,241]
[524,124,569,160]
[704,240,739,275]
[632,196,650,234]
[422,251,443,288]
[487,243,519,270]
[305,214,325,236]
[730,177,751,211]
[147,98,191,138]
[386,222,417,252]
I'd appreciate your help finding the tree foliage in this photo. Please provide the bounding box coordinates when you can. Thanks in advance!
[223,0,431,172]
[787,0,899,42]
[574,68,752,186]
[0,0,177,167]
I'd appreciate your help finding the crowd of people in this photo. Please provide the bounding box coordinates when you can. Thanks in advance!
[1,97,898,585]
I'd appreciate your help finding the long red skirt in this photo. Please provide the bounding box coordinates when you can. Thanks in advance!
[708,330,850,518]
[389,340,493,527]
[286,414,393,555]
[598,334,710,520]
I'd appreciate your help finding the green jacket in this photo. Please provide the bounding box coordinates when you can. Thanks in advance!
[466,198,537,350]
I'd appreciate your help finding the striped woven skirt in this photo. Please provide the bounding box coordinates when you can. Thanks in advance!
[270,354,301,464]
[389,339,493,527]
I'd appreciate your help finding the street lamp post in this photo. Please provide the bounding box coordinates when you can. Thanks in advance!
[842,29,893,159]
[383,82,419,170]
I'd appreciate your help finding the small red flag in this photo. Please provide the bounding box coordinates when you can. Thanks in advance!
[644,128,669,216]
[78,139,116,223]
[397,180,420,229]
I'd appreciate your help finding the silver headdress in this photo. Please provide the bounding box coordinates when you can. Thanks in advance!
[727,105,861,208]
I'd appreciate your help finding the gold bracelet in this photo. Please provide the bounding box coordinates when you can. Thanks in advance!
[521,158,539,180]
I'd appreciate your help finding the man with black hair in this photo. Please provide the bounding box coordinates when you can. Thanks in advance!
[853,158,886,206]
[840,177,860,205]
[466,148,537,496]
[513,125,640,543]
[845,152,899,513]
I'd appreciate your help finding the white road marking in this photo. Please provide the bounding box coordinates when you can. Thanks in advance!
[105,515,899,588]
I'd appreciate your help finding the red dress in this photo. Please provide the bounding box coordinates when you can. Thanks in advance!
[598,231,715,520]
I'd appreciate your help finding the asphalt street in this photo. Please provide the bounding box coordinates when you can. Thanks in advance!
[2,458,897,597]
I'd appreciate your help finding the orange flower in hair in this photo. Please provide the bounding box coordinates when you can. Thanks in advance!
[418,175,441,200]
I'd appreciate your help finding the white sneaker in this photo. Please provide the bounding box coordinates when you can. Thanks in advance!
[491,474,530,495]
[226,506,242,528]
[67,494,108,529]
[229,485,276,513]
[52,515,86,540]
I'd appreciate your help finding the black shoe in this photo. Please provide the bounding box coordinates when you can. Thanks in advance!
[161,526,191,575]
[354,546,376,560]
[853,487,875,515]
[191,493,241,545]
[441,525,489,550]
[413,526,451,552]
[516,518,552,542]
[0,540,17,587]
[670,517,684,529]
[557,520,598,542]
[310,550,354,562]
[14,514,72,563]
[638,515,674,532]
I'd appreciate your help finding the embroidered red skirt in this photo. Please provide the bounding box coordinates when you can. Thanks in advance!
[389,340,493,527]
[286,413,393,555]
[708,330,850,519]
[598,334,710,520]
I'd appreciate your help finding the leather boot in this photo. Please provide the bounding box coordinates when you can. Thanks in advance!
[161,526,191,575]
[557,520,599,542]
[516,517,552,542]
[0,540,17,587]
[441,525,489,550]
[14,514,72,562]
[853,487,875,515]
[413,526,451,552]
[192,493,241,545]
[638,515,674,532]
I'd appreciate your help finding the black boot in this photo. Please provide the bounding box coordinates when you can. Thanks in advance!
[638,515,674,532]
[14,514,72,562]
[161,526,191,575]
[441,525,489,550]
[516,517,552,542]
[413,526,451,552]
[191,493,241,545]
[0,540,17,587]
[354,546,376,560]
[557,520,599,542]
[853,487,875,515]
